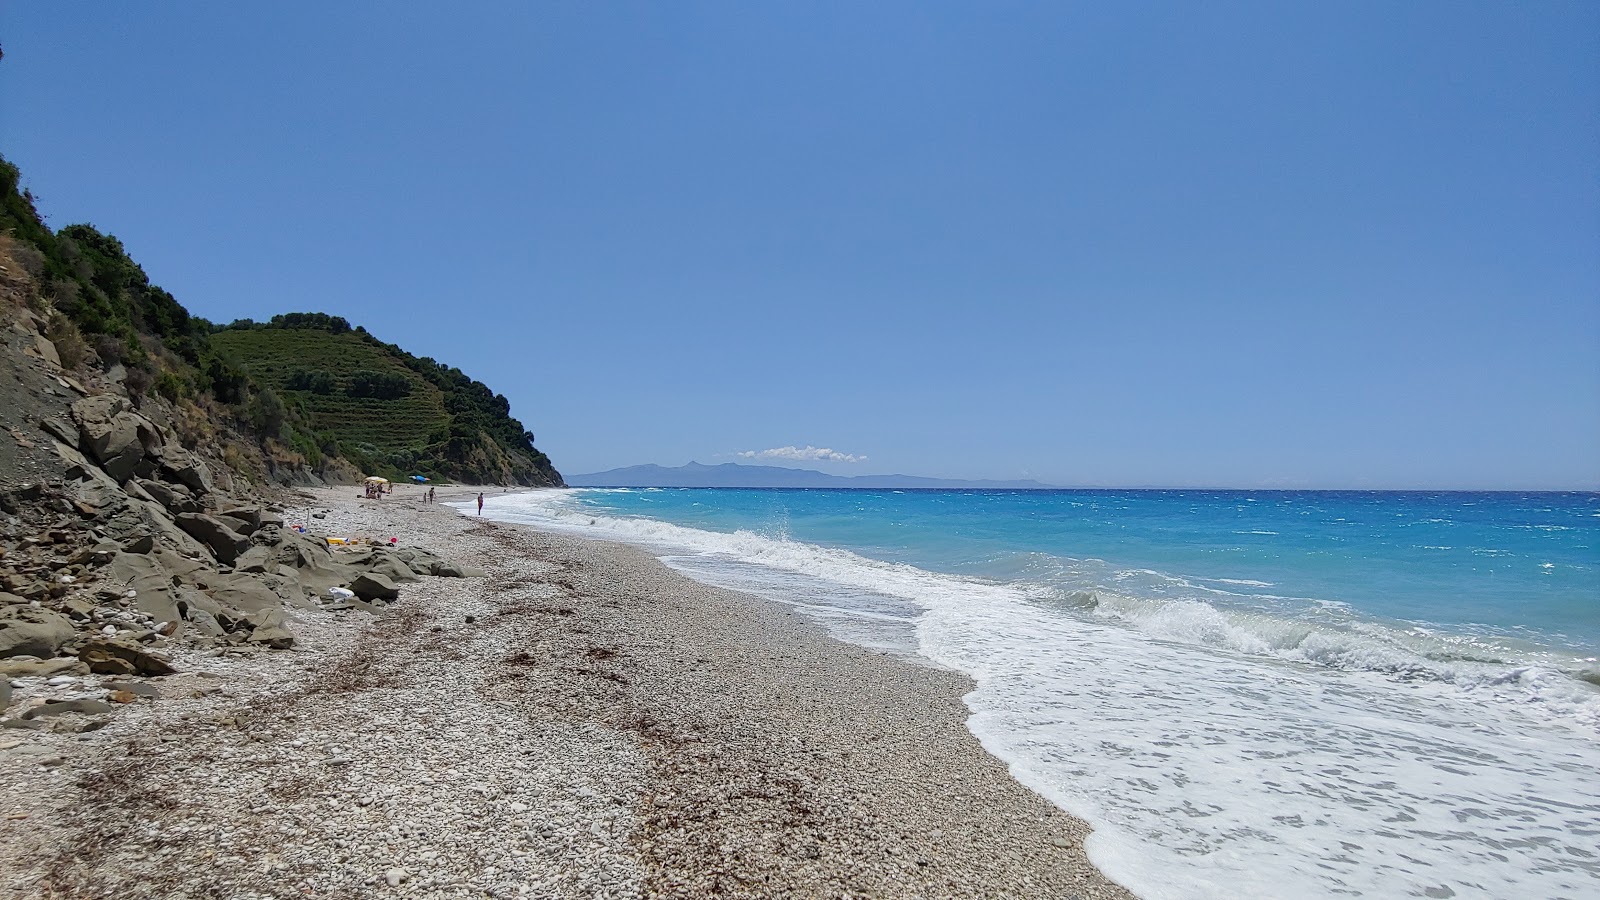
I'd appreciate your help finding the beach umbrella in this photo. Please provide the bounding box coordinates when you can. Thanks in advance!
[410,475,429,482]
[365,476,389,484]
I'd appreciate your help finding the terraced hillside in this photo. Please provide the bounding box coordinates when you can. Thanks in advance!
[211,316,561,486]
[211,328,449,449]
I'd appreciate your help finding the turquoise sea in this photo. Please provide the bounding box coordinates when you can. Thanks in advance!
[476,488,1600,899]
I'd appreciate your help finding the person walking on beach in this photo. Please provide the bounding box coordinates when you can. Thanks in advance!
[477,492,484,515]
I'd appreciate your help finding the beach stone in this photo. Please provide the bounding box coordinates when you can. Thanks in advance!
[272,532,360,596]
[0,656,88,678]
[0,606,75,659]
[21,698,113,719]
[174,513,250,564]
[348,573,399,602]
[78,640,177,677]
[104,680,162,698]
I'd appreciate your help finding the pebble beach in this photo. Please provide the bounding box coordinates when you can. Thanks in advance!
[0,486,1133,899]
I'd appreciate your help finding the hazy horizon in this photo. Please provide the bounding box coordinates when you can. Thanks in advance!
[4,3,1596,490]
[574,459,1599,493]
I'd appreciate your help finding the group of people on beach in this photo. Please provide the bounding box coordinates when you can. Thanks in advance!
[421,487,436,503]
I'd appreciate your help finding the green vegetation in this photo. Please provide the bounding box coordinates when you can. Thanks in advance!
[0,153,561,486]
[213,316,561,485]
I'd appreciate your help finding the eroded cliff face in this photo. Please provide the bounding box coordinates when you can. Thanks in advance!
[0,240,478,729]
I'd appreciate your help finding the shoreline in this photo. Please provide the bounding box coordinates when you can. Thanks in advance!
[2,485,1133,898]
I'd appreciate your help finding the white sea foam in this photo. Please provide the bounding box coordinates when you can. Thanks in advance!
[474,491,1600,899]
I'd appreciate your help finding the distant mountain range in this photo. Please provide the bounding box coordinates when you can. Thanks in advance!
[567,462,1053,489]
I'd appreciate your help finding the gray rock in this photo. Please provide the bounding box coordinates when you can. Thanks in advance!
[0,606,76,659]
[272,531,360,596]
[364,550,422,584]
[219,506,266,534]
[40,415,78,446]
[160,451,213,495]
[233,544,273,573]
[73,476,128,513]
[245,607,294,648]
[105,552,182,623]
[202,571,285,616]
[182,605,227,637]
[174,513,250,564]
[78,640,177,677]
[104,680,162,698]
[21,698,114,719]
[133,478,199,514]
[122,533,156,554]
[70,395,146,482]
[348,572,399,602]
[0,656,88,678]
[113,497,213,559]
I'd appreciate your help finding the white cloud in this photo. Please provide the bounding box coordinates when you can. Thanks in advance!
[737,445,868,464]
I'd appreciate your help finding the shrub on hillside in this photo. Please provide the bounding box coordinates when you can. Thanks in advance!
[346,369,412,400]
[286,368,337,394]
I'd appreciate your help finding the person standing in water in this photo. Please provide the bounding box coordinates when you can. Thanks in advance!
[477,492,484,515]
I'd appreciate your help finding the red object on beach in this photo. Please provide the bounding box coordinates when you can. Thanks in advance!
[390,537,398,545]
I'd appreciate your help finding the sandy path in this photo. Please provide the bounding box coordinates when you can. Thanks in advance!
[1,488,1134,899]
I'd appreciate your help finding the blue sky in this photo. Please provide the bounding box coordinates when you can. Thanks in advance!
[3,2,1596,488]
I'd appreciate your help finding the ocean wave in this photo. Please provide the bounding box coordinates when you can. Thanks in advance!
[485,490,1600,723]
[479,489,1600,899]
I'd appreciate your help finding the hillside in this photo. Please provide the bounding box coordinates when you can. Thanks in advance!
[212,316,561,486]
[0,151,559,487]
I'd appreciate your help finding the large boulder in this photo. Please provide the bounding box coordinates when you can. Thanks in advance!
[73,475,129,516]
[200,572,284,617]
[121,498,212,558]
[217,506,269,536]
[355,549,422,584]
[233,544,274,573]
[133,478,200,515]
[271,531,360,596]
[0,607,76,659]
[70,395,146,482]
[105,551,183,622]
[391,547,480,578]
[159,448,213,495]
[244,607,294,649]
[348,572,399,602]
[174,513,250,564]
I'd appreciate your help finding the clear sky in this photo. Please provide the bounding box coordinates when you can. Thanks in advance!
[3,2,1597,489]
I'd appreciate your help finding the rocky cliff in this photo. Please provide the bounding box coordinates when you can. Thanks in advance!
[0,165,486,727]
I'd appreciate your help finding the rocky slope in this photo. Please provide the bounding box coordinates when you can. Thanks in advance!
[0,268,478,729]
